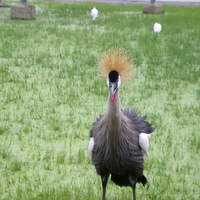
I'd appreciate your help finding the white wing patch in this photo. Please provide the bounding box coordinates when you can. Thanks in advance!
[88,137,94,159]
[139,133,151,162]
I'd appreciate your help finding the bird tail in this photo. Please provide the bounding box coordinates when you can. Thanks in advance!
[98,48,135,81]
[111,174,147,187]
[137,175,148,186]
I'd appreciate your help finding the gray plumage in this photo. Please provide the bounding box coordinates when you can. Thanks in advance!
[89,57,155,200]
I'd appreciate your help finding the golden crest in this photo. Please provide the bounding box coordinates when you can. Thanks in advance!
[98,48,135,81]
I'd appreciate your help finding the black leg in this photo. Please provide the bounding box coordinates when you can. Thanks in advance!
[101,172,110,200]
[129,176,137,200]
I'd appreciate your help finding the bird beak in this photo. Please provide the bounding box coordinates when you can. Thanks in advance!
[109,82,117,102]
[107,72,121,103]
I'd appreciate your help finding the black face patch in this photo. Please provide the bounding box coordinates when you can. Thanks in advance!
[109,70,119,82]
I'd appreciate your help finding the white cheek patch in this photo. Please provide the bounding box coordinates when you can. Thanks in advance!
[107,76,109,87]
[107,75,121,88]
[118,75,121,88]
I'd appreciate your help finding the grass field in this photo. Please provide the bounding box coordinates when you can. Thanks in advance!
[0,1,200,199]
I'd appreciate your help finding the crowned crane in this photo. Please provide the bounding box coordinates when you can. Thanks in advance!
[88,49,155,200]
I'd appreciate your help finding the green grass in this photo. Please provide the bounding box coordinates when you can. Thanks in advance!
[0,1,200,199]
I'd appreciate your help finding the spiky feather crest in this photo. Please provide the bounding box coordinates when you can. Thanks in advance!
[98,48,135,81]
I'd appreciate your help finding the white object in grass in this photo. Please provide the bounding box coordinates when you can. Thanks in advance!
[153,22,162,33]
[91,6,98,21]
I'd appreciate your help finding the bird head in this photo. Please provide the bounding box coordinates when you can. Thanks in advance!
[107,70,121,102]
[98,48,135,102]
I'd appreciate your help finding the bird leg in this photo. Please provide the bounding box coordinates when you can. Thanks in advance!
[129,176,137,200]
[101,172,109,200]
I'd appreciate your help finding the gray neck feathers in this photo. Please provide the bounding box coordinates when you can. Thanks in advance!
[105,90,121,120]
[92,89,140,174]
[104,90,123,142]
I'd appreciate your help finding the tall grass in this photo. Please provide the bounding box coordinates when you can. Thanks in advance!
[0,2,200,199]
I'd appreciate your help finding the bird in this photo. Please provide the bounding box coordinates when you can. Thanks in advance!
[89,48,155,200]
[153,22,162,33]
[91,6,98,21]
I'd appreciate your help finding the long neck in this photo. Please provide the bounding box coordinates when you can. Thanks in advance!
[104,89,123,160]
[104,90,122,127]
